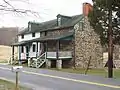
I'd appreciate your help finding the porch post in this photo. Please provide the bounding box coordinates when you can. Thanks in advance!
[46,41,48,59]
[11,46,14,64]
[73,32,76,68]
[45,41,51,68]
[46,59,51,68]
[18,46,21,65]
[56,40,59,60]
[56,40,62,69]
[36,42,38,57]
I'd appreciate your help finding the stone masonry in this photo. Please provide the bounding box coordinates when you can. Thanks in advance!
[74,16,103,68]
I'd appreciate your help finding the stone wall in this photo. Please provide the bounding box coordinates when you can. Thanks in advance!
[47,28,73,36]
[74,16,103,68]
[40,28,73,37]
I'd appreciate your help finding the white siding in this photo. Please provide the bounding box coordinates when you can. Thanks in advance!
[18,32,42,59]
[18,32,40,42]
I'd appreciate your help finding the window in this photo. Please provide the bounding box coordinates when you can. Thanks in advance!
[58,17,61,26]
[33,44,36,52]
[32,33,35,37]
[44,31,47,36]
[21,35,24,39]
[21,46,24,53]
[81,22,84,31]
[28,24,31,31]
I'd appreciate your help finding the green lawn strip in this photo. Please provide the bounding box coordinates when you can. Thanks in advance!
[0,79,29,90]
[0,60,8,63]
[114,69,120,78]
[50,68,120,78]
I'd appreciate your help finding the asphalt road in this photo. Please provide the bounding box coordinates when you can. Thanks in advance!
[0,64,120,90]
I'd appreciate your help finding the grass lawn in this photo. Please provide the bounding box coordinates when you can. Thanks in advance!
[0,60,8,63]
[51,68,120,78]
[0,79,29,90]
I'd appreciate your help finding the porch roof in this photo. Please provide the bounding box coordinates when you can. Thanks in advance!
[11,41,28,46]
[29,31,74,42]
[12,31,73,46]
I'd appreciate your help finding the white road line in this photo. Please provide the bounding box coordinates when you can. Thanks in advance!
[0,67,120,89]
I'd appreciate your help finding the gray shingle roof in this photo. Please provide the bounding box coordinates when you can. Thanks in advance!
[18,14,83,35]
[11,41,27,46]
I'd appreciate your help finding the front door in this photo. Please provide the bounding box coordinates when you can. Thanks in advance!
[26,45,29,59]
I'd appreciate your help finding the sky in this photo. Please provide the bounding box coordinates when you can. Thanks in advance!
[0,0,92,28]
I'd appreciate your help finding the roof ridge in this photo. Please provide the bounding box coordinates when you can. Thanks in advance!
[18,14,84,35]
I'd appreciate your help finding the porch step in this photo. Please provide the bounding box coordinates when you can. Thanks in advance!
[28,52,47,68]
[37,59,46,68]
[30,59,46,68]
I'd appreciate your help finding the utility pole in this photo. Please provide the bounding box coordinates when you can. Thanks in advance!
[108,1,113,78]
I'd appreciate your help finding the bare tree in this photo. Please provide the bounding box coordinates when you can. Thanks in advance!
[0,0,41,18]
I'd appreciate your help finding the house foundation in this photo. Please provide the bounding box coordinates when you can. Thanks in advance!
[46,59,51,68]
[56,60,62,69]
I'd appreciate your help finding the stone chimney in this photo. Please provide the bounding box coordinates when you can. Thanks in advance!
[83,3,93,16]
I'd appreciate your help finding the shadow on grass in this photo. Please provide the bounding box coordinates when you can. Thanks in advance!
[49,68,120,78]
[0,79,30,90]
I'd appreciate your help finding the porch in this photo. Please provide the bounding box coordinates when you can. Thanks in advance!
[11,31,74,68]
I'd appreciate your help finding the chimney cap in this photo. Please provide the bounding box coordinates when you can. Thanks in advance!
[83,2,92,5]
[83,2,93,16]
[83,2,89,4]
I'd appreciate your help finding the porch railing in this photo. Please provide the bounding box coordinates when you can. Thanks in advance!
[47,51,72,59]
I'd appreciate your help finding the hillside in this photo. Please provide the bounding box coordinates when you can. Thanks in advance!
[0,27,18,45]
[0,45,17,63]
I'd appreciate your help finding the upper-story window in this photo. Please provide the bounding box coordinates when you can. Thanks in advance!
[21,35,24,39]
[44,31,47,36]
[79,21,84,31]
[32,33,35,37]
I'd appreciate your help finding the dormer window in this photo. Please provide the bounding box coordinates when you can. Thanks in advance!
[57,14,71,26]
[32,33,35,37]
[58,17,61,26]
[21,35,24,39]
[28,23,31,31]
